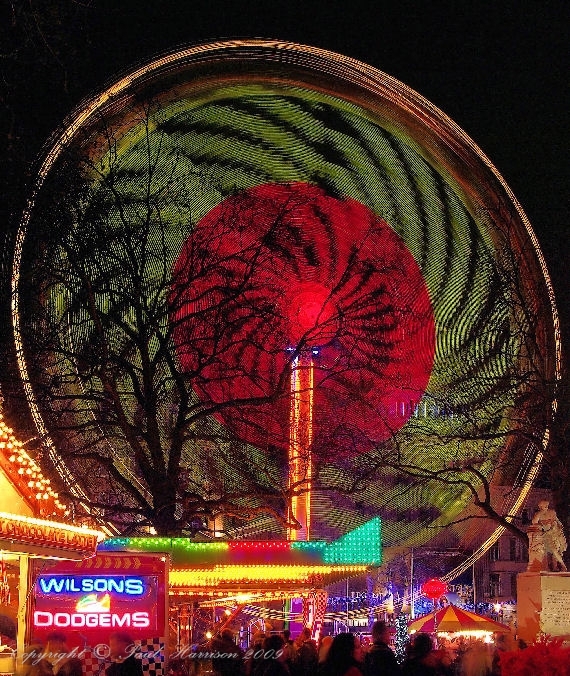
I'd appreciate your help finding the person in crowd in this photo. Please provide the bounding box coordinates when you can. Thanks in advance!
[22,659,54,676]
[22,643,54,676]
[210,628,244,676]
[245,632,266,676]
[105,632,143,676]
[318,632,363,676]
[44,632,69,675]
[293,627,318,676]
[490,634,508,676]
[318,635,333,667]
[401,633,445,676]
[458,641,492,676]
[166,657,187,676]
[363,620,401,676]
[280,630,296,672]
[57,658,83,676]
[259,634,289,676]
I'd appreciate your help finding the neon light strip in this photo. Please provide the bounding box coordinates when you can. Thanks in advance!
[228,541,290,551]
[101,537,229,550]
[99,518,381,565]
[100,537,326,553]
[198,592,305,607]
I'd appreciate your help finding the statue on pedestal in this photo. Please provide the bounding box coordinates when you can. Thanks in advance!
[527,524,546,571]
[530,500,567,572]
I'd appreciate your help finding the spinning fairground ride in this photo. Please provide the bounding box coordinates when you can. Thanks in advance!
[11,40,561,636]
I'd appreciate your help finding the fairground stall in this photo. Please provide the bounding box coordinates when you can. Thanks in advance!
[16,518,380,676]
[0,413,105,674]
[97,517,382,651]
[28,553,169,676]
[408,603,511,660]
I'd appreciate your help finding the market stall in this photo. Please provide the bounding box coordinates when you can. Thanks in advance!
[408,604,511,639]
[0,413,105,674]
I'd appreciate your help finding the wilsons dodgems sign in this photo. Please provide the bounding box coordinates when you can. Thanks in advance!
[37,576,145,595]
[31,554,167,643]
[34,576,150,629]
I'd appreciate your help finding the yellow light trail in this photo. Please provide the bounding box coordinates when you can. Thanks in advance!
[287,354,314,541]
[169,565,368,586]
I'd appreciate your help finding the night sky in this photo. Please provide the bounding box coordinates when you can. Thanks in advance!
[2,0,568,351]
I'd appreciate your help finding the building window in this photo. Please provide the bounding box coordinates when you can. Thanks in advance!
[511,573,518,599]
[489,541,500,561]
[509,537,523,561]
[490,573,501,598]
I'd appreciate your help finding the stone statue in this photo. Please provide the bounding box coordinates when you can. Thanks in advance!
[531,500,567,572]
[527,524,546,572]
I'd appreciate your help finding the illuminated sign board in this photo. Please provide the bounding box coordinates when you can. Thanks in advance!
[38,576,145,595]
[0,512,102,555]
[33,610,150,629]
[31,555,167,644]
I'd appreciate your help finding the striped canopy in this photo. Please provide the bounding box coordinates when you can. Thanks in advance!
[408,605,510,634]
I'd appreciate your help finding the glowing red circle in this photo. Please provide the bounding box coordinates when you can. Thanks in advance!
[421,578,448,600]
[171,183,436,456]
[289,282,334,339]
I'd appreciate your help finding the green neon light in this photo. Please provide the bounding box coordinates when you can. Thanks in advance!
[289,541,326,550]
[324,517,382,566]
[100,538,229,552]
[99,519,381,566]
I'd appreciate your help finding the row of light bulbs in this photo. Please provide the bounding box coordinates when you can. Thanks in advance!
[169,564,368,586]
[0,415,68,516]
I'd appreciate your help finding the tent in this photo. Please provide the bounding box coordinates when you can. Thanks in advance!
[408,605,511,634]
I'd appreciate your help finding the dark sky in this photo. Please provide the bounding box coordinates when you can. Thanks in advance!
[2,0,569,335]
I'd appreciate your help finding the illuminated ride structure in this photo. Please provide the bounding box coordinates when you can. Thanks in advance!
[98,518,382,641]
[10,39,562,625]
[287,348,316,542]
[99,361,380,642]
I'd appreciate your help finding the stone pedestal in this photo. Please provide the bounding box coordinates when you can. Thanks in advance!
[517,571,570,643]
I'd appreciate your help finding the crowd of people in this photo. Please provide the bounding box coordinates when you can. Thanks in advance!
[18,624,516,676]
[208,621,516,676]
[208,621,398,676]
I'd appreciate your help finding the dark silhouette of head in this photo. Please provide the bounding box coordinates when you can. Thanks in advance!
[411,633,433,659]
[264,635,284,653]
[322,633,359,676]
[109,632,135,659]
[45,631,67,652]
[220,629,235,643]
[371,620,390,643]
